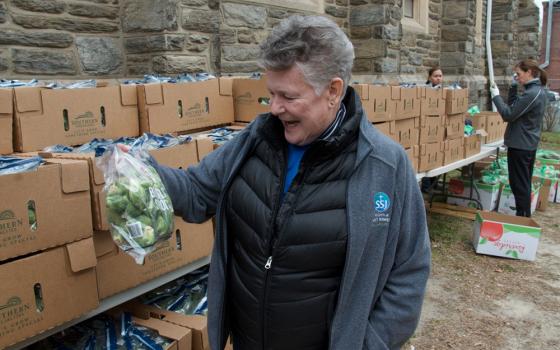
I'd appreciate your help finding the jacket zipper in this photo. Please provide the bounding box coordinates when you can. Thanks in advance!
[261,179,284,350]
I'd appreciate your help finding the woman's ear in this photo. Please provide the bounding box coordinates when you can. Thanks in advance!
[328,77,344,105]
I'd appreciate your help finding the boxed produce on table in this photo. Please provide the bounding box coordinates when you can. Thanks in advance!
[192,125,246,160]
[418,141,444,172]
[94,218,214,299]
[419,114,445,144]
[123,267,211,350]
[352,84,396,122]
[447,178,501,211]
[0,88,13,154]
[463,134,482,158]
[445,113,465,140]
[444,88,468,115]
[27,312,192,350]
[0,156,92,261]
[0,237,98,349]
[473,211,541,261]
[137,78,234,135]
[420,86,445,116]
[392,85,421,120]
[12,82,139,152]
[226,74,270,123]
[37,134,199,231]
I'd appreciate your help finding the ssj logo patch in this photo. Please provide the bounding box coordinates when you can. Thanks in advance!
[374,192,391,213]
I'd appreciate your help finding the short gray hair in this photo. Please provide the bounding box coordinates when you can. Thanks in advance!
[258,15,355,95]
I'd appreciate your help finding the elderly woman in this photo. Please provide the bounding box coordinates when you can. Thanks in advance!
[150,15,430,350]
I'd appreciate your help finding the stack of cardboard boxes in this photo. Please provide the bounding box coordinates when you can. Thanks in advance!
[352,84,421,171]
[0,76,272,349]
[418,87,446,172]
[443,88,468,166]
[471,111,505,145]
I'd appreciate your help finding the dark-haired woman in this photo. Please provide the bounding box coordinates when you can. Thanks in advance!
[490,59,548,217]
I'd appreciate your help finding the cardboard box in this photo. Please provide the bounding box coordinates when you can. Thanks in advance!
[373,121,398,143]
[447,178,500,211]
[137,79,234,135]
[353,84,396,122]
[497,183,540,216]
[536,178,552,211]
[443,137,464,165]
[0,237,98,349]
[104,308,193,350]
[418,141,444,172]
[420,86,445,116]
[391,86,421,120]
[464,134,482,158]
[0,158,92,261]
[405,145,419,172]
[95,218,214,299]
[13,84,139,152]
[547,180,560,203]
[0,88,13,154]
[395,117,419,148]
[125,302,210,350]
[445,113,465,140]
[192,124,246,161]
[473,211,541,261]
[483,112,503,143]
[419,114,445,144]
[229,76,270,122]
[39,141,199,231]
[444,88,468,115]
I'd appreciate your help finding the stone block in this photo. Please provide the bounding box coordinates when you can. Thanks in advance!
[127,55,152,76]
[76,36,122,75]
[68,3,119,19]
[442,27,469,41]
[220,61,260,73]
[350,6,386,26]
[238,29,257,44]
[152,55,207,74]
[219,28,237,45]
[354,39,386,59]
[182,9,219,33]
[125,34,185,54]
[351,26,372,39]
[123,0,178,33]
[181,0,207,6]
[12,14,118,33]
[222,45,260,61]
[267,8,289,19]
[374,58,397,73]
[223,3,266,29]
[326,5,347,18]
[441,52,465,67]
[186,34,210,52]
[352,58,372,73]
[13,48,76,75]
[12,0,65,14]
[0,56,7,71]
[443,1,468,19]
[0,30,73,48]
[0,3,6,23]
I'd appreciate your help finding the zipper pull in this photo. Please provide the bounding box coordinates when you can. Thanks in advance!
[265,256,272,270]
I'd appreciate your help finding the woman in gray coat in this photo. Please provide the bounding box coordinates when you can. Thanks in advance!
[490,59,548,217]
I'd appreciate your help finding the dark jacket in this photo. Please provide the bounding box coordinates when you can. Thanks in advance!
[226,94,359,349]
[493,79,546,151]
[151,87,431,350]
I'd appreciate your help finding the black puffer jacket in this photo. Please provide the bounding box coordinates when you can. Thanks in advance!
[225,93,360,350]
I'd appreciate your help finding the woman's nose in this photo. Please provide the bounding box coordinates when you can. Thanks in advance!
[270,97,285,115]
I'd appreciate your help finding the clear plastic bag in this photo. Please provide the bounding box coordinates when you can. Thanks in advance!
[96,146,174,264]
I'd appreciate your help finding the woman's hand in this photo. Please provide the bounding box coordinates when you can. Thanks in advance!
[490,82,500,98]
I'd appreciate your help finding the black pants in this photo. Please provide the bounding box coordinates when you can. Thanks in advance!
[507,147,537,217]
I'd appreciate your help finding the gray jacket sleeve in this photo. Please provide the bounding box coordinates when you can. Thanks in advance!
[149,129,251,223]
[366,156,431,349]
[493,85,541,123]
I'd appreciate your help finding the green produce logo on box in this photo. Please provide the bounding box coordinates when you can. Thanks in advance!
[71,111,98,128]
[0,296,29,322]
[0,210,22,234]
[235,92,253,104]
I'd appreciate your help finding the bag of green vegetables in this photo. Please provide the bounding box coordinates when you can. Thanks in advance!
[96,145,174,264]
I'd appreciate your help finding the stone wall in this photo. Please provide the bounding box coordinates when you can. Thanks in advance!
[0,0,542,106]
